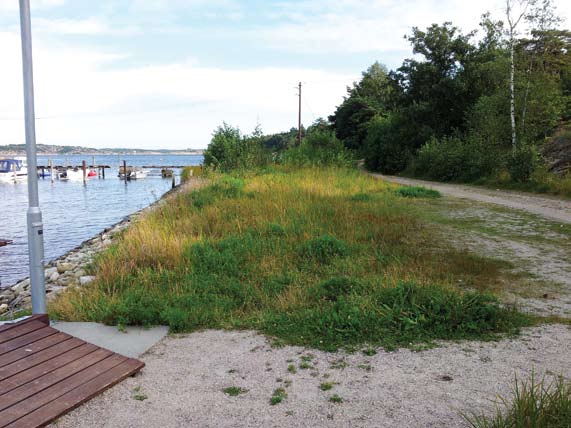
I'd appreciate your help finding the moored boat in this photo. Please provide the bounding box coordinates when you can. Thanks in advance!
[0,158,28,183]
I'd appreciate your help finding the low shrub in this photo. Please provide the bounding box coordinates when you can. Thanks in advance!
[283,129,354,168]
[395,186,441,198]
[507,146,540,183]
[412,136,501,182]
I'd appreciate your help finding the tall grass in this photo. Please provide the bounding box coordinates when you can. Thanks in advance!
[464,372,571,428]
[50,167,530,350]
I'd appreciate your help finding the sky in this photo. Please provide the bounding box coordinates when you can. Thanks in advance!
[1,0,570,150]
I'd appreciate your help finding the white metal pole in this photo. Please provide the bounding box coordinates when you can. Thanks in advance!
[19,0,46,314]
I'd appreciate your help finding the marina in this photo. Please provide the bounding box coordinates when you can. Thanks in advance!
[0,154,202,289]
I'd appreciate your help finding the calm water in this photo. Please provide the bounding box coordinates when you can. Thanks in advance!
[0,154,202,288]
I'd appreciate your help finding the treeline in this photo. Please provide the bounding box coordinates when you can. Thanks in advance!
[204,1,571,192]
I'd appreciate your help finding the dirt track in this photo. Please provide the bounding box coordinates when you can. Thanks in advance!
[372,174,571,224]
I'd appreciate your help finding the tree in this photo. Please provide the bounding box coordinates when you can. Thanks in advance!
[329,62,394,152]
[505,0,537,151]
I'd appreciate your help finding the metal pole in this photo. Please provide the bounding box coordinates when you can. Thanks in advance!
[298,82,302,146]
[19,0,46,315]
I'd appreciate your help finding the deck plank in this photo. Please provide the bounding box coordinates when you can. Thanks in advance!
[0,319,145,428]
[0,333,72,369]
[0,354,129,428]
[0,328,57,357]
[0,344,100,398]
[0,338,84,381]
[4,358,143,428]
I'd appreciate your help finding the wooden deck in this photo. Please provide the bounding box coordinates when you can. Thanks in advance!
[0,315,144,428]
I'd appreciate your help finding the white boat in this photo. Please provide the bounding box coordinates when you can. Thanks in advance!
[58,168,84,181]
[129,168,148,180]
[0,158,28,183]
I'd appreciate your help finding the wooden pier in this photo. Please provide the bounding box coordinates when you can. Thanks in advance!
[0,315,144,427]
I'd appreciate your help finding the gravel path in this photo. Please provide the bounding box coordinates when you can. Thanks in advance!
[51,326,571,428]
[372,174,571,224]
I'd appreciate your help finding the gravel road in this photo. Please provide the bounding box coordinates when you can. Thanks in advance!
[51,326,571,428]
[372,174,571,224]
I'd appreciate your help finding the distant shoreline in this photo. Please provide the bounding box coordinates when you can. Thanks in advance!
[0,151,204,156]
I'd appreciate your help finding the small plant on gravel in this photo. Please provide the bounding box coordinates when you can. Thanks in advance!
[320,382,334,391]
[299,362,311,370]
[329,394,343,404]
[223,386,248,397]
[330,359,348,370]
[362,347,377,356]
[132,386,148,401]
[270,388,288,405]
[395,186,441,198]
[463,372,571,428]
[287,364,297,374]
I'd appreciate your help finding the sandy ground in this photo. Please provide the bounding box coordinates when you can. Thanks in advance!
[51,326,571,428]
[373,174,571,224]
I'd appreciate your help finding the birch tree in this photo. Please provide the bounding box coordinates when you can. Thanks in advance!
[505,0,536,152]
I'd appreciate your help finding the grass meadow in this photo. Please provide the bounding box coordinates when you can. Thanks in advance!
[50,167,531,351]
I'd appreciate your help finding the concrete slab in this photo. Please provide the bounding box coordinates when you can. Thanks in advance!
[51,321,169,358]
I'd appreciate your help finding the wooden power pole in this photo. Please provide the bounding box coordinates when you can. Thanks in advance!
[297,82,302,146]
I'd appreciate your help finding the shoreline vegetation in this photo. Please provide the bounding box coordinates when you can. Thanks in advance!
[50,167,533,351]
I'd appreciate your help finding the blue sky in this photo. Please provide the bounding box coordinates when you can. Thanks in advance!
[1,0,570,149]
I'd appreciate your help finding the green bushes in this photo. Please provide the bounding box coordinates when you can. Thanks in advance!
[411,136,501,182]
[203,123,272,172]
[507,146,540,183]
[283,129,354,167]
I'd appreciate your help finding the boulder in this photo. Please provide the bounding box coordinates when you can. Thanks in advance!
[79,276,96,286]
[57,262,74,274]
[0,303,8,314]
[44,267,58,278]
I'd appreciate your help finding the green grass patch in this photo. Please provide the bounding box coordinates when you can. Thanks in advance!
[270,388,288,405]
[395,186,441,199]
[329,394,343,403]
[320,382,334,391]
[50,167,532,352]
[223,386,247,397]
[464,372,571,428]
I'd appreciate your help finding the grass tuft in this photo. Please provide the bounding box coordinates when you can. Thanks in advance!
[223,386,248,397]
[395,186,441,198]
[464,372,571,428]
[270,388,288,405]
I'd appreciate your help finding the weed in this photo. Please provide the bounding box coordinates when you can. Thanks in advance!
[362,347,377,356]
[298,235,349,264]
[330,360,348,370]
[357,364,373,372]
[132,386,148,401]
[320,382,334,391]
[329,394,343,404]
[463,371,571,428]
[395,186,441,199]
[287,364,297,374]
[299,362,311,370]
[270,388,288,405]
[351,193,372,202]
[223,386,248,397]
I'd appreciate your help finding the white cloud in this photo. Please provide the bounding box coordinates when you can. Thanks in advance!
[0,0,66,11]
[0,30,357,149]
[32,17,140,35]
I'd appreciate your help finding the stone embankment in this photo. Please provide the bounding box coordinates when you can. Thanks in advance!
[0,219,130,317]
[0,178,203,317]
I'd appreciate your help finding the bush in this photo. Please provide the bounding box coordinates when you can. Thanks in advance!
[507,146,540,183]
[283,129,354,168]
[203,122,272,172]
[363,115,413,174]
[411,136,500,182]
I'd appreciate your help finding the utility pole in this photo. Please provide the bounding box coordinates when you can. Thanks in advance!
[19,0,46,314]
[297,82,302,146]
